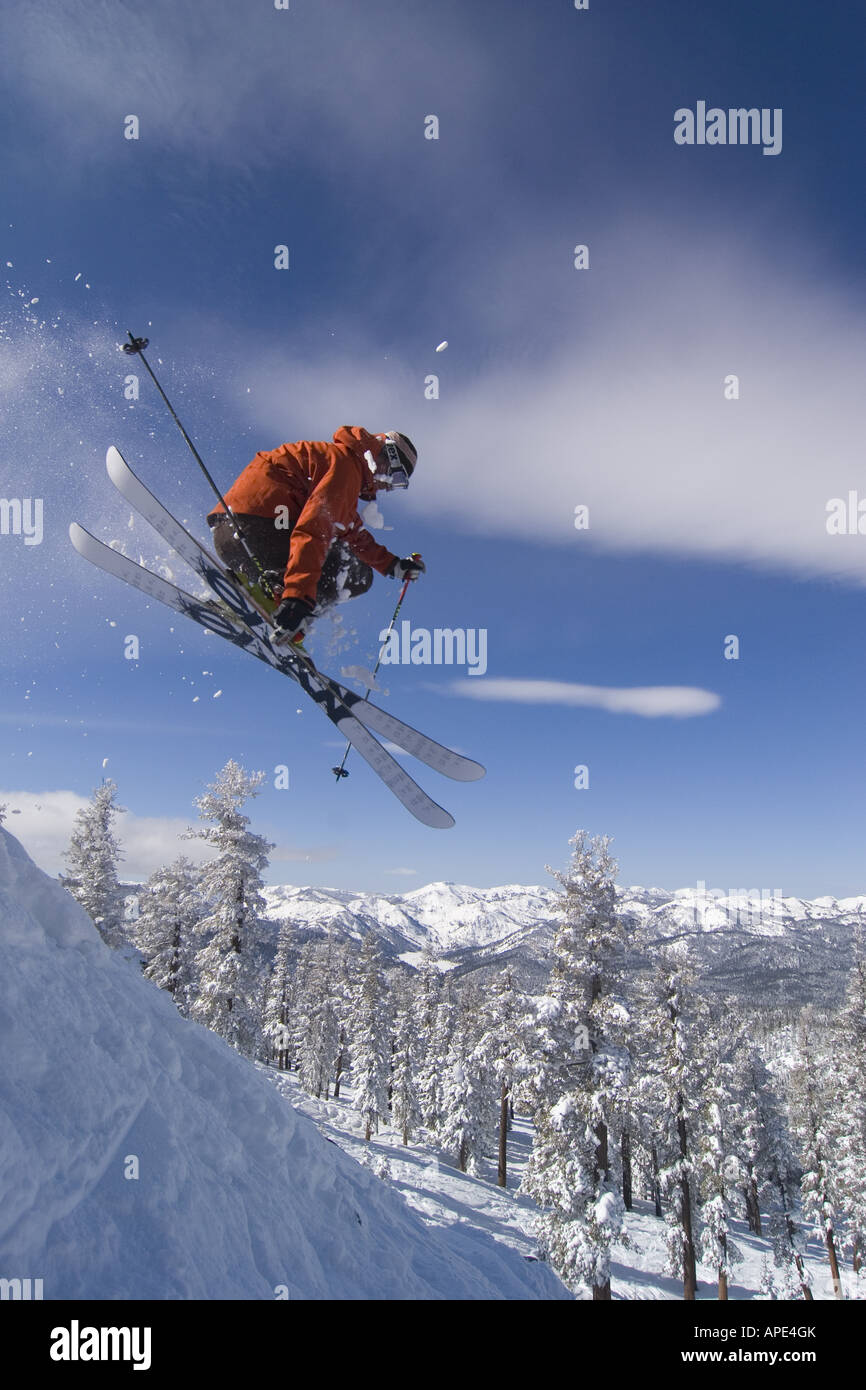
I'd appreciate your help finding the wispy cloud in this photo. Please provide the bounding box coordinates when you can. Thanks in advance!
[0,788,213,879]
[384,866,418,877]
[233,221,866,591]
[0,1,498,182]
[1,788,339,879]
[444,679,721,718]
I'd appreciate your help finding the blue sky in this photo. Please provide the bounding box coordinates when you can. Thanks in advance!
[1,0,865,895]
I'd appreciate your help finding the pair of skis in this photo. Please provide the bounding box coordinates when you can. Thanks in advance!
[69,447,485,827]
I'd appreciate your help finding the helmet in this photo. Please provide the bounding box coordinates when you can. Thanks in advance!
[376,431,417,488]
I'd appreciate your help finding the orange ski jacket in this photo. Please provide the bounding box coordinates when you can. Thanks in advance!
[209,426,398,603]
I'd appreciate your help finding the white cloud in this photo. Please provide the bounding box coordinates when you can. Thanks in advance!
[0,789,213,880]
[231,222,866,591]
[1,789,338,880]
[384,867,418,877]
[1,2,497,179]
[444,679,720,718]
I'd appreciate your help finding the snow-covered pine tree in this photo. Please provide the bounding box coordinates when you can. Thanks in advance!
[737,1044,766,1237]
[390,978,422,1145]
[349,935,391,1141]
[60,779,126,947]
[262,915,297,1070]
[476,967,528,1187]
[831,919,866,1276]
[439,981,498,1175]
[636,945,704,1300]
[414,944,444,1129]
[332,944,354,1099]
[521,831,630,1300]
[132,855,203,1015]
[295,938,341,1099]
[696,1010,746,1300]
[289,938,315,1070]
[789,1006,845,1298]
[747,1047,813,1300]
[184,760,273,1057]
[622,967,666,1221]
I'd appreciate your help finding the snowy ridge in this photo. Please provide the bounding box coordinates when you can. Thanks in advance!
[0,827,563,1299]
[264,880,865,1003]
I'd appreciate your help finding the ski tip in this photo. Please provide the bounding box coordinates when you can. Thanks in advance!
[106,444,127,477]
[453,759,486,783]
[423,806,455,830]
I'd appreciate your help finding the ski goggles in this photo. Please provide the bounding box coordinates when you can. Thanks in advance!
[378,437,411,489]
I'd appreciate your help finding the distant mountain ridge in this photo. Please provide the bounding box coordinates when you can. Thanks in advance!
[264,880,866,1005]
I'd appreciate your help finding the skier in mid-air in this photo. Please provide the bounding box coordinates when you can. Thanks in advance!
[206,427,425,644]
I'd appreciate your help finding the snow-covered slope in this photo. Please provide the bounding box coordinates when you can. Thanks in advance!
[264,880,864,1003]
[0,827,563,1300]
[284,1071,854,1301]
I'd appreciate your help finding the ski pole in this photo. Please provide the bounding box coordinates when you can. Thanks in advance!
[331,555,420,781]
[120,332,275,598]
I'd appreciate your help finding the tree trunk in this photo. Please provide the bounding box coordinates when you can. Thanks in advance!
[365,1119,372,1143]
[591,1119,612,1300]
[743,1174,762,1235]
[621,1129,633,1211]
[168,921,181,999]
[677,1100,697,1300]
[750,1174,762,1235]
[743,1186,755,1231]
[650,1142,663,1217]
[498,1080,509,1188]
[388,1036,395,1111]
[459,1135,468,1173]
[825,1226,844,1299]
[718,1233,728,1300]
[333,1028,346,1097]
[777,1180,813,1300]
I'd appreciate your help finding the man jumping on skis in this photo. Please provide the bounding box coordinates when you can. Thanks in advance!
[207,427,424,645]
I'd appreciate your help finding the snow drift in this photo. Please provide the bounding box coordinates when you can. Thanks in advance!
[0,826,562,1299]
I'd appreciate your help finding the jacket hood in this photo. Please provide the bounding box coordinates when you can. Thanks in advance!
[333,426,384,457]
[333,426,387,499]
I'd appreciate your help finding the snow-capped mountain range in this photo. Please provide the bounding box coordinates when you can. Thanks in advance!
[264,880,866,1005]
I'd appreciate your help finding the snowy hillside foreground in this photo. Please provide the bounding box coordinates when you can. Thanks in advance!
[264,880,866,1002]
[0,827,564,1300]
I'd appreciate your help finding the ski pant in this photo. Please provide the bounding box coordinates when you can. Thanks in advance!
[207,512,374,609]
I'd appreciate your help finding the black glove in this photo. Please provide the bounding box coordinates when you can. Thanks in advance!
[272,596,315,643]
[388,554,426,581]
